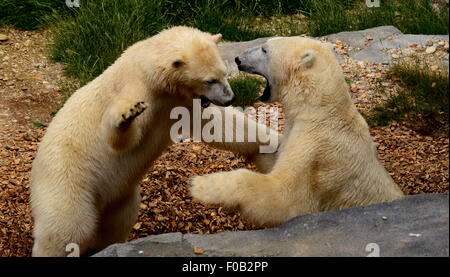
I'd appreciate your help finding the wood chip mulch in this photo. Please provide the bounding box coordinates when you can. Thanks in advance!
[0,28,448,257]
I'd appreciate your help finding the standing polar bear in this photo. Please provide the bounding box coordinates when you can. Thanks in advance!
[191,37,404,226]
[31,26,279,257]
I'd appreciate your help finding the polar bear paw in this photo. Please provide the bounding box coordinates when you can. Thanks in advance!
[117,101,148,127]
[190,174,228,205]
[190,171,244,207]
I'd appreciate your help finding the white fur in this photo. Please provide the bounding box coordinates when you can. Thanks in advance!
[30,26,280,256]
[191,37,404,226]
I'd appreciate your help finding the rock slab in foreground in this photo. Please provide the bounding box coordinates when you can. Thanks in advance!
[94,193,449,257]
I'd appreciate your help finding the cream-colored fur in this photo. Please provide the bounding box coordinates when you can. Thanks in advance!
[30,26,279,257]
[191,37,404,226]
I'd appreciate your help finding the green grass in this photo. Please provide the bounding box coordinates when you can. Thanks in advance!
[367,59,449,135]
[2,0,448,109]
[0,0,69,30]
[49,0,170,85]
[48,0,280,85]
[229,76,265,108]
[46,0,448,87]
[305,0,449,36]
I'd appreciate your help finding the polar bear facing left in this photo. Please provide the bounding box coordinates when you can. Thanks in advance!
[30,26,279,257]
[191,37,404,226]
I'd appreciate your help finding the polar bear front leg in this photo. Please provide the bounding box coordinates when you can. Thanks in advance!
[102,99,148,152]
[191,169,291,225]
[191,169,278,208]
[191,171,243,207]
[199,106,283,160]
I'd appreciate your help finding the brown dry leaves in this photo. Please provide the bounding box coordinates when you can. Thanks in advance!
[371,123,449,194]
[0,28,448,257]
[131,141,258,239]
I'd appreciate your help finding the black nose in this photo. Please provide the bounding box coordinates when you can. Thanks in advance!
[235,57,241,65]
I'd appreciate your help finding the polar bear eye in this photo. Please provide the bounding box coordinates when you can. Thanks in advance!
[261,47,267,54]
[206,79,219,85]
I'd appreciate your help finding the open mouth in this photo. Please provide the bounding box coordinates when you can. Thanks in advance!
[200,96,211,108]
[259,76,271,102]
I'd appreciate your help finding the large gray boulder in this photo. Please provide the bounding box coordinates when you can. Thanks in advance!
[94,193,449,257]
[326,26,448,64]
[218,26,449,75]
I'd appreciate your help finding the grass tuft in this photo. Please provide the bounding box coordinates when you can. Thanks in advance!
[367,59,449,135]
[229,76,265,108]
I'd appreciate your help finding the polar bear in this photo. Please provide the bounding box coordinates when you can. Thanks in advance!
[190,37,404,226]
[30,26,280,257]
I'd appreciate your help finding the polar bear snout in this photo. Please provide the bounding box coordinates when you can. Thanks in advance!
[202,80,235,107]
[235,56,242,66]
[236,46,273,102]
[235,54,255,74]
[235,46,269,78]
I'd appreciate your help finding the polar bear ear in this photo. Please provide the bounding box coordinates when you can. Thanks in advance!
[211,33,222,44]
[300,50,316,68]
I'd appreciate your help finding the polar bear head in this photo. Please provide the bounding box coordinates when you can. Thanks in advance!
[235,37,342,104]
[135,26,234,107]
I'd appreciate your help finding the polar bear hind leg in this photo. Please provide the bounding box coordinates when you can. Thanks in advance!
[32,201,97,257]
[92,187,141,252]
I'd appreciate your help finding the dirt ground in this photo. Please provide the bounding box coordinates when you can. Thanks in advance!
[0,28,448,257]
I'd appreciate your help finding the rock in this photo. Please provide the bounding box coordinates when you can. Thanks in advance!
[324,26,448,64]
[425,46,437,54]
[325,26,403,49]
[402,48,415,57]
[0,34,8,41]
[94,193,449,257]
[217,26,448,73]
[218,37,272,76]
